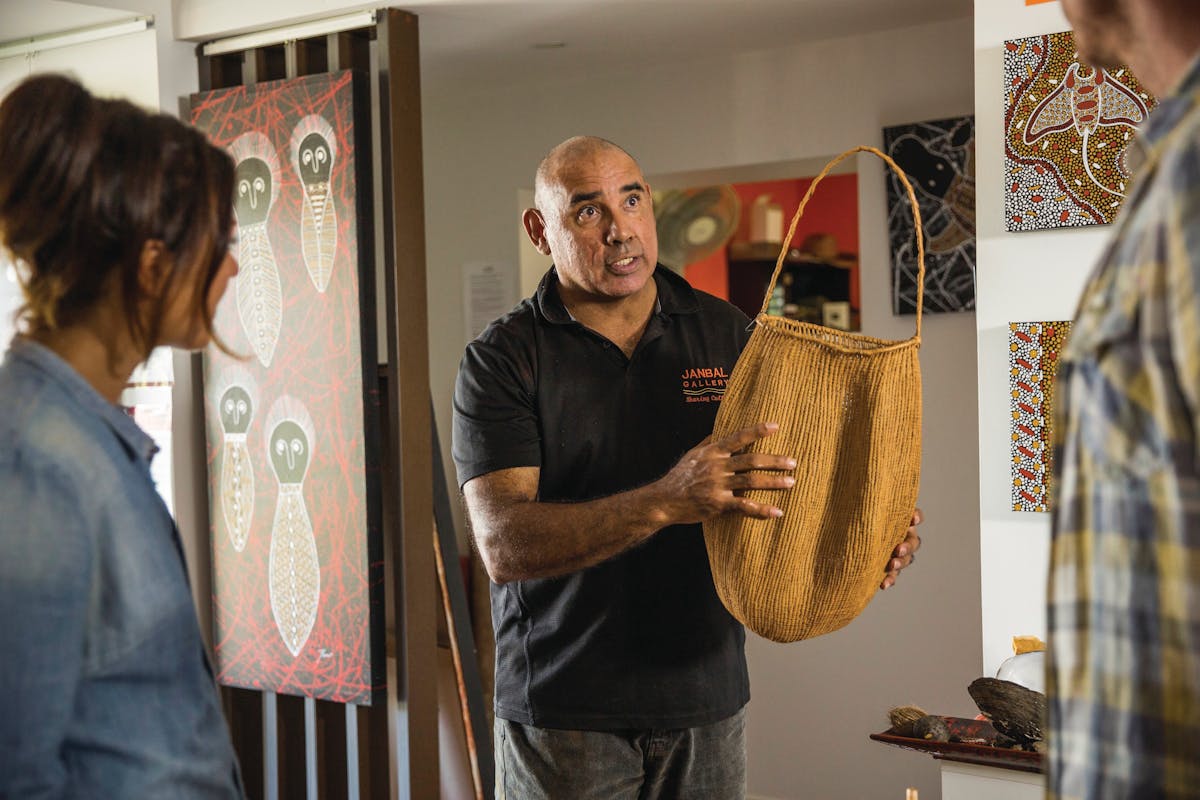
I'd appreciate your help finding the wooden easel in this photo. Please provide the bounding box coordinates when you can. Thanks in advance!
[431,407,494,799]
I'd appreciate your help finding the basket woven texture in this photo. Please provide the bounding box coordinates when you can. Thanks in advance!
[702,146,924,643]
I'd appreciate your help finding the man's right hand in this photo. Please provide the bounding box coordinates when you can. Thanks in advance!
[652,422,797,525]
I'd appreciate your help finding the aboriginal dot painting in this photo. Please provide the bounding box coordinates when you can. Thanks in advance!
[190,71,382,704]
[1010,321,1072,512]
[1004,31,1156,231]
[883,116,976,314]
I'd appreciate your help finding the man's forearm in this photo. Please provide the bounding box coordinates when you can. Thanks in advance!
[471,480,677,584]
[466,423,795,584]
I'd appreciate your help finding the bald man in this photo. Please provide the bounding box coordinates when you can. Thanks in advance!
[1047,2,1200,797]
[452,137,921,798]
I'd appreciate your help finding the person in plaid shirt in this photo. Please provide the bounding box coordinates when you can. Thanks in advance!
[1048,1,1200,797]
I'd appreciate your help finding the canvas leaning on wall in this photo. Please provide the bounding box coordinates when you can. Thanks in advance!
[190,71,384,705]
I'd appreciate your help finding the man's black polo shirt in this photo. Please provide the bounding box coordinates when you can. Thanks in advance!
[452,265,751,730]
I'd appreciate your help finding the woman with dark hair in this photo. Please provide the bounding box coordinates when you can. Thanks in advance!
[0,74,244,797]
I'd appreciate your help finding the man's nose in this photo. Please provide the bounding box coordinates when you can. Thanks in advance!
[605,216,633,245]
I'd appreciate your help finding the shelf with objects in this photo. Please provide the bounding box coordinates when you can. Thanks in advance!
[871,639,1049,800]
[727,235,859,330]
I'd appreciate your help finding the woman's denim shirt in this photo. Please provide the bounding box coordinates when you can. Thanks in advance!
[0,338,243,798]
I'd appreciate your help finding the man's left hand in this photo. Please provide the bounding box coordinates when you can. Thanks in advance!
[880,508,923,590]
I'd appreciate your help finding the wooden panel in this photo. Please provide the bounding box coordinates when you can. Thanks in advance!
[376,9,439,798]
[316,700,349,800]
[276,693,307,799]
[224,687,264,800]
[200,52,244,92]
[295,38,328,76]
[327,31,372,73]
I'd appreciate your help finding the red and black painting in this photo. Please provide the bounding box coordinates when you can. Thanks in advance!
[191,71,382,704]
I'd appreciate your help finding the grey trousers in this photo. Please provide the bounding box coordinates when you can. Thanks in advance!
[494,708,747,800]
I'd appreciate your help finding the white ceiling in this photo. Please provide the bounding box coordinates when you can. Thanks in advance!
[0,0,972,92]
[411,0,972,91]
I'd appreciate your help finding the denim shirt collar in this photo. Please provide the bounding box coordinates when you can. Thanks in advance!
[7,337,158,466]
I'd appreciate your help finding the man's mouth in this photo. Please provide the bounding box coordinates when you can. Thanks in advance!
[609,255,639,272]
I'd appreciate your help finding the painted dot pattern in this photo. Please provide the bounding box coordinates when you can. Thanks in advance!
[1010,321,1072,512]
[1003,31,1156,232]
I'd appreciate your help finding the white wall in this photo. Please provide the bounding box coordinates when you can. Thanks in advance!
[972,0,1110,677]
[422,17,978,800]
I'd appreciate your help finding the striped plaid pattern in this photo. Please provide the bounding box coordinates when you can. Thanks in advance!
[1048,56,1200,799]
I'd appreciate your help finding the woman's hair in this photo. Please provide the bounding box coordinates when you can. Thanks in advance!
[0,73,236,356]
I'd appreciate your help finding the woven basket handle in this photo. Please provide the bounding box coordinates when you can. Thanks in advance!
[757,145,926,338]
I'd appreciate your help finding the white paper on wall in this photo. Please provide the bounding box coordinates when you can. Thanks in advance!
[462,260,515,343]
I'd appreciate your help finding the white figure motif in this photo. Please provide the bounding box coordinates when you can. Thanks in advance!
[230,131,283,367]
[1025,62,1150,197]
[290,115,338,292]
[211,366,258,552]
[265,395,320,658]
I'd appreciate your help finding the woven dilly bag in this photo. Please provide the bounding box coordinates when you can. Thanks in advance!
[703,145,924,643]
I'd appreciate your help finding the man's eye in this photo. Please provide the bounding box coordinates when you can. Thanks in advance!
[626,195,640,207]
[578,206,597,220]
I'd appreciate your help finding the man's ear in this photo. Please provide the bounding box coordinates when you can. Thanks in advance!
[522,208,552,256]
[137,239,169,296]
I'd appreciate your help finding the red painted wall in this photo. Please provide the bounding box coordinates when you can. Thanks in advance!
[682,174,859,310]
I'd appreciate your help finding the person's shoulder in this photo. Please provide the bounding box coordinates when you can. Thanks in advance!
[459,297,542,383]
[0,358,104,490]
[691,288,752,326]
[1160,101,1200,166]
[1154,113,1200,220]
[471,297,539,349]
[0,356,55,450]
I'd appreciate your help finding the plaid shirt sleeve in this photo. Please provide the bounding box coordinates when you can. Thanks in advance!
[1167,138,1200,457]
